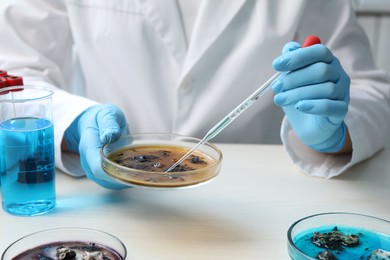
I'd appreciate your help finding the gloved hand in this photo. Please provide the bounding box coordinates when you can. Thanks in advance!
[272,41,350,152]
[64,104,129,189]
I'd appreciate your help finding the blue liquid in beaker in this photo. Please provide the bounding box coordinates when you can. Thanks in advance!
[0,117,56,216]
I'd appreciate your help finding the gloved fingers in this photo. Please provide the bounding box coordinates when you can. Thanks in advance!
[274,82,345,107]
[74,104,130,189]
[333,57,351,103]
[295,99,348,120]
[273,61,341,93]
[83,160,129,190]
[82,159,128,190]
[273,42,351,153]
[96,104,127,144]
[282,41,300,54]
[282,105,344,148]
[79,127,128,190]
[273,44,334,72]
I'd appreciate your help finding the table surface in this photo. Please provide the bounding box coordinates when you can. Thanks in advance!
[1,144,389,259]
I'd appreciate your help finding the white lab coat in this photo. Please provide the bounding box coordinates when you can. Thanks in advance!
[0,0,389,178]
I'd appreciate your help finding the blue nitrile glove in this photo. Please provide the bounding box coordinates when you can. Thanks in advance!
[272,42,350,152]
[64,104,129,189]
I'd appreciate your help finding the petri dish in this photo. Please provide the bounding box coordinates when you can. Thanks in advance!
[2,227,127,259]
[101,133,223,189]
[287,212,390,259]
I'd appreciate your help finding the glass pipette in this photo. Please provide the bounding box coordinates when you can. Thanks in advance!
[165,71,283,172]
[165,35,321,173]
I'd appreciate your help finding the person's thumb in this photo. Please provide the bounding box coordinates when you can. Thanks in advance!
[95,104,127,144]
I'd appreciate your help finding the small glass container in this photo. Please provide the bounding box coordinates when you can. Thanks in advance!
[288,212,390,259]
[101,133,223,189]
[2,227,127,259]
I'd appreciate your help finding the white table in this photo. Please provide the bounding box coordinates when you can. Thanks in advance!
[1,144,389,259]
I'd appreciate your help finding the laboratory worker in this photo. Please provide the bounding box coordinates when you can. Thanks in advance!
[0,0,389,189]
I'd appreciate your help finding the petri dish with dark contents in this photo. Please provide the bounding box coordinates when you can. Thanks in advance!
[2,228,126,260]
[101,134,223,188]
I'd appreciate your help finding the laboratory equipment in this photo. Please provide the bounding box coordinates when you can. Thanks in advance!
[288,212,390,259]
[2,228,127,260]
[165,35,321,172]
[0,85,56,216]
[101,133,223,188]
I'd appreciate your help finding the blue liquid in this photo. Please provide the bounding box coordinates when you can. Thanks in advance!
[0,117,56,216]
[294,225,390,259]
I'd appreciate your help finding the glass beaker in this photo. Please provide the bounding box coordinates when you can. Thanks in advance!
[0,85,56,216]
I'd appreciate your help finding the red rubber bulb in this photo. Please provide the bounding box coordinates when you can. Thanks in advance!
[302,35,321,48]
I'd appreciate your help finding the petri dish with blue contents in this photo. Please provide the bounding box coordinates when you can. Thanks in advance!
[288,212,390,259]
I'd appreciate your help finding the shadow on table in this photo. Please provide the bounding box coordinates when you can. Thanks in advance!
[54,189,129,213]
